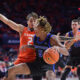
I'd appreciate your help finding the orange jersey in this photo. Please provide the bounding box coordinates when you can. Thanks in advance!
[74,31,80,42]
[14,27,36,64]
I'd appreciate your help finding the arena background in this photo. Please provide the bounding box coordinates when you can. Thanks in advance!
[0,0,80,80]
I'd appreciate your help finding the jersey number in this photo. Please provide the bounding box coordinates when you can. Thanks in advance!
[28,37,33,45]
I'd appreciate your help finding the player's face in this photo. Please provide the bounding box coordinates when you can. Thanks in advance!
[33,21,45,37]
[27,17,36,29]
[78,22,80,28]
[71,22,79,31]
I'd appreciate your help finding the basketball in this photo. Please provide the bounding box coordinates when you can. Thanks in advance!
[43,48,59,64]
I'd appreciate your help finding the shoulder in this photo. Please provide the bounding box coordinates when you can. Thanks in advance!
[48,33,56,43]
[21,27,27,32]
[24,27,28,30]
[47,33,55,38]
[33,35,37,40]
[19,26,26,36]
[50,34,56,39]
[50,35,58,43]
[33,35,37,43]
[78,30,80,32]
[66,31,72,37]
[77,30,80,35]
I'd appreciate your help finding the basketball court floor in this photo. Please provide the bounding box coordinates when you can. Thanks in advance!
[15,77,78,80]
[1,77,78,80]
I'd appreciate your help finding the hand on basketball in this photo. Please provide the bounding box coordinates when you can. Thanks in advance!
[43,47,59,64]
[52,46,59,52]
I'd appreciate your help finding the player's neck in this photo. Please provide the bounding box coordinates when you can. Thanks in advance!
[73,29,78,36]
[28,27,34,32]
[39,33,47,41]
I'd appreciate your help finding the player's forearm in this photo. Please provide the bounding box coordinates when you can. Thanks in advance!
[58,47,69,56]
[65,39,75,50]
[0,14,9,24]
[52,46,69,56]
[0,14,21,32]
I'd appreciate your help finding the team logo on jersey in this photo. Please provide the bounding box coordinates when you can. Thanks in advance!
[24,33,34,37]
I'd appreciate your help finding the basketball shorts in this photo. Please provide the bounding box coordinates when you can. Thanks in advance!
[27,58,54,76]
[14,58,35,65]
[14,58,25,65]
[55,58,65,69]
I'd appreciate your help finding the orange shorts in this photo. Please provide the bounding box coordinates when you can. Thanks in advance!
[14,58,36,65]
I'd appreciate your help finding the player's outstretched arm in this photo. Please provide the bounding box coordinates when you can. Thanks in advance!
[64,32,80,50]
[50,35,69,56]
[0,14,24,32]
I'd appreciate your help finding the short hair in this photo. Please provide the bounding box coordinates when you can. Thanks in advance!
[37,16,52,33]
[26,12,38,20]
[77,17,80,20]
[77,17,80,25]
[72,19,78,22]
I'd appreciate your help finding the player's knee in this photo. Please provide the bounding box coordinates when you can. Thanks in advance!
[61,67,71,79]
[8,67,16,75]
[63,66,71,72]
[46,70,55,80]
[63,67,71,74]
[77,67,80,76]
[65,65,71,69]
[4,68,16,79]
[46,70,55,77]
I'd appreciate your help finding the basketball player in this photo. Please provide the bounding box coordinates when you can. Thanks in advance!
[0,12,43,80]
[78,17,80,29]
[3,16,69,80]
[61,19,80,80]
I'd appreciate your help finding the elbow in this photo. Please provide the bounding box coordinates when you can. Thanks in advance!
[61,51,69,56]
[65,47,69,55]
[63,49,69,56]
[59,47,69,56]
[64,52,69,56]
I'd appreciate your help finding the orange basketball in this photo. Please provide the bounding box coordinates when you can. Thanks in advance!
[43,48,59,64]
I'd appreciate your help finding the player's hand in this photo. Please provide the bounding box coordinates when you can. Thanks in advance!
[56,32,60,41]
[52,46,59,52]
[74,33,80,41]
[0,14,2,20]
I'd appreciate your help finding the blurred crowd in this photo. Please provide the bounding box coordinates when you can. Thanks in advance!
[0,0,80,78]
